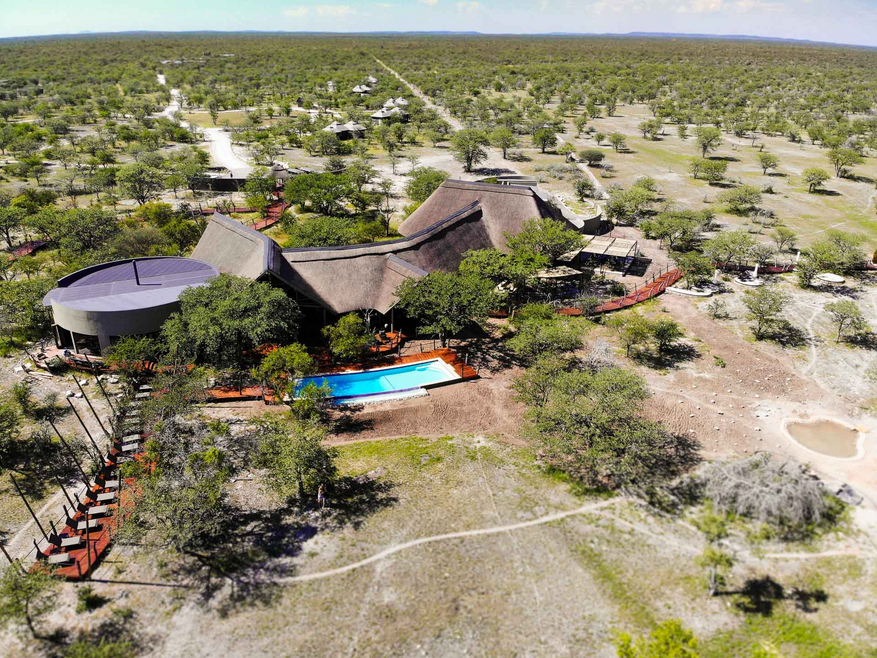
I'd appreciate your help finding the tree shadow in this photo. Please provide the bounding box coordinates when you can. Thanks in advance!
[764,320,809,348]
[633,343,701,370]
[823,284,861,299]
[506,152,531,162]
[766,172,788,178]
[848,332,877,351]
[708,181,736,189]
[473,166,518,176]
[729,575,828,616]
[810,189,841,196]
[709,155,740,162]
[846,173,875,185]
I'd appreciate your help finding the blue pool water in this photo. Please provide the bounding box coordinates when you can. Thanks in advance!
[295,359,457,402]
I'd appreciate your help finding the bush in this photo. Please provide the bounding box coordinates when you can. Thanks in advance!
[322,313,373,362]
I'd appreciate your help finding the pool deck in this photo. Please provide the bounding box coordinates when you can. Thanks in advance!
[318,348,478,380]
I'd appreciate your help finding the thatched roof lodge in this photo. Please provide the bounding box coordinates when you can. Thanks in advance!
[191,181,587,327]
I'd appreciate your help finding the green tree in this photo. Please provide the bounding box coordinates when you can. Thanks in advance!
[675,251,712,289]
[404,167,449,203]
[0,563,58,638]
[284,173,351,216]
[650,318,684,352]
[824,300,869,342]
[254,343,314,400]
[615,620,700,658]
[742,287,790,339]
[579,149,605,166]
[490,127,519,159]
[609,312,652,357]
[702,229,756,266]
[772,227,797,252]
[507,316,584,364]
[104,336,163,379]
[695,126,722,158]
[693,504,734,596]
[700,159,728,184]
[828,147,864,178]
[606,187,654,226]
[282,215,352,248]
[718,185,762,215]
[162,274,301,386]
[608,132,627,152]
[513,359,673,489]
[757,152,780,175]
[450,129,490,172]
[574,177,596,201]
[640,212,700,251]
[117,162,165,206]
[395,272,495,347]
[802,167,830,192]
[322,313,373,362]
[506,217,584,262]
[0,207,25,250]
[255,416,337,500]
[533,128,558,153]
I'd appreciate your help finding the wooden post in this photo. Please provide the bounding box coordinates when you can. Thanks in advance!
[73,378,111,439]
[48,420,92,489]
[66,398,104,467]
[9,475,49,542]
[85,515,91,576]
[84,355,116,416]
[0,543,19,569]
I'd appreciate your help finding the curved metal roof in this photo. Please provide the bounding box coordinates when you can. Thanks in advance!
[44,257,219,313]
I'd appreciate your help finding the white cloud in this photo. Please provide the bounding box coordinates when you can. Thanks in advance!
[675,0,725,13]
[315,4,353,17]
[455,0,482,12]
[419,0,439,6]
[284,6,309,17]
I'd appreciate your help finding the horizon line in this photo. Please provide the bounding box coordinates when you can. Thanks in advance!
[0,29,874,50]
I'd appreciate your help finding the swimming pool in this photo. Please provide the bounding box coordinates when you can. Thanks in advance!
[295,358,460,404]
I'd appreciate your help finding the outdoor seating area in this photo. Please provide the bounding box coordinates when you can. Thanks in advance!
[566,235,639,274]
[21,388,151,580]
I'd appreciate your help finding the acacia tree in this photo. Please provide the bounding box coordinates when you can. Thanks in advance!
[506,217,584,261]
[395,272,495,347]
[828,147,864,178]
[322,313,373,362]
[254,416,337,501]
[450,129,490,172]
[757,153,780,175]
[608,132,627,152]
[117,162,164,205]
[0,563,58,638]
[162,274,301,387]
[253,343,314,400]
[695,126,722,158]
[742,286,790,340]
[824,300,868,342]
[802,167,830,193]
[533,128,557,153]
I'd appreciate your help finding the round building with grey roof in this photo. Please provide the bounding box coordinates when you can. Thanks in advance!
[43,257,219,355]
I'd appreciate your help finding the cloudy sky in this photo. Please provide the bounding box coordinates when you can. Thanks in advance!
[1,0,875,47]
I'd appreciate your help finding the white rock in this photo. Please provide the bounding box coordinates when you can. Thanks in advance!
[65,390,74,398]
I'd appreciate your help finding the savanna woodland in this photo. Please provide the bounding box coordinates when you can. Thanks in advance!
[1,32,876,658]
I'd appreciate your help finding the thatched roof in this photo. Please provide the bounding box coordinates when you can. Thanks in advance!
[190,180,582,316]
[398,180,561,244]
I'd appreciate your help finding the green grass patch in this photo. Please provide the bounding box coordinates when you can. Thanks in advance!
[337,435,453,473]
[575,543,656,631]
[701,611,868,658]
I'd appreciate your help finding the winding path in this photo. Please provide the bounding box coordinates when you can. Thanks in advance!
[155,73,253,177]
[278,498,622,584]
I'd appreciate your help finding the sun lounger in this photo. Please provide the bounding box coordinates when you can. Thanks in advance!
[74,518,100,531]
[95,491,116,502]
[138,385,153,392]
[121,433,141,443]
[48,552,74,565]
[121,442,140,453]
[101,479,120,489]
[134,392,150,399]
[86,505,109,516]
[57,535,83,548]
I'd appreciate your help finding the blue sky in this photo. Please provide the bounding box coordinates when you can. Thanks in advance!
[1,0,876,47]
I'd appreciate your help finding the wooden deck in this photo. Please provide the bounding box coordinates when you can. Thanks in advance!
[559,268,683,316]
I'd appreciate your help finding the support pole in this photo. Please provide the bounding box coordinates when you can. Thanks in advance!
[73,377,111,439]
[51,469,76,508]
[83,354,116,416]
[9,475,49,542]
[0,543,20,569]
[66,398,104,467]
[85,511,92,576]
[48,420,91,489]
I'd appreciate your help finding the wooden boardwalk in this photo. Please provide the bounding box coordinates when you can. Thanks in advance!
[559,268,683,316]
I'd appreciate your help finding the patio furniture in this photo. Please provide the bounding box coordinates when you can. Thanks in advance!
[48,552,74,565]
[86,505,109,516]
